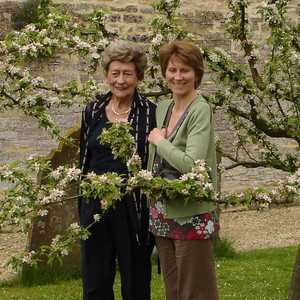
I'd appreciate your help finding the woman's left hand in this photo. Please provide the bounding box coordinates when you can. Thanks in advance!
[148,128,166,145]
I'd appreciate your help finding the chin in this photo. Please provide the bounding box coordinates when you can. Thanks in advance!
[114,91,131,98]
[114,88,134,96]
[172,90,190,97]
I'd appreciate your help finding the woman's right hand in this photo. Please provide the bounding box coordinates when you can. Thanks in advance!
[148,128,166,145]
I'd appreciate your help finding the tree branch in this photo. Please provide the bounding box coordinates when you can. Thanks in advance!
[141,89,170,98]
[228,105,293,138]
[221,150,268,170]
[238,3,265,91]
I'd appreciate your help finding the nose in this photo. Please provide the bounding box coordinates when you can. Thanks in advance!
[116,73,125,83]
[174,71,183,80]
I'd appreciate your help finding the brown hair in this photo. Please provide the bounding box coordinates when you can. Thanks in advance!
[159,40,204,88]
[102,40,147,80]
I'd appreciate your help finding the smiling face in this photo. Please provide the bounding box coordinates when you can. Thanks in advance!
[105,60,139,101]
[165,55,197,99]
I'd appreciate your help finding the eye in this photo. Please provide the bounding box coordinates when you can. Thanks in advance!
[124,72,133,76]
[167,67,176,73]
[181,68,191,73]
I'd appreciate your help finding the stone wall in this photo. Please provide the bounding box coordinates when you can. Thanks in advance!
[0,0,299,192]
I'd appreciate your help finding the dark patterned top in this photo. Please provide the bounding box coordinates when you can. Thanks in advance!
[149,200,219,240]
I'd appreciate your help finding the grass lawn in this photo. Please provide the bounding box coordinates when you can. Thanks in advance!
[0,246,297,300]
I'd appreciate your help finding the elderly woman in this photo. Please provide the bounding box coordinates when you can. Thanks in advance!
[79,40,156,300]
[147,40,219,300]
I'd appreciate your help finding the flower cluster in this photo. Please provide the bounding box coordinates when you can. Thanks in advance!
[221,170,300,210]
[127,153,142,174]
[128,160,217,204]
[0,1,114,139]
[98,123,136,164]
[80,172,124,212]
[7,222,90,270]
[49,165,81,188]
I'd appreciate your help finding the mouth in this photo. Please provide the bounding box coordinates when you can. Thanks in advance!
[114,86,129,91]
[171,83,187,87]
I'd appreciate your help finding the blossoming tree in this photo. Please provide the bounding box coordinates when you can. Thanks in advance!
[0,0,299,296]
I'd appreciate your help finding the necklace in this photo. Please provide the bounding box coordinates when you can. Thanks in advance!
[113,116,128,124]
[111,102,131,116]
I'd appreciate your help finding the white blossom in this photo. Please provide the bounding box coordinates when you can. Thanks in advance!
[70,222,80,231]
[151,34,163,45]
[91,52,100,59]
[257,193,272,203]
[41,188,65,204]
[181,189,190,195]
[204,182,213,191]
[286,185,297,193]
[60,249,69,256]
[137,170,153,180]
[66,166,81,180]
[37,209,48,216]
[93,214,101,222]
[48,96,61,106]
[22,251,35,264]
[85,171,97,180]
[8,66,21,76]
[50,166,65,180]
[25,24,36,32]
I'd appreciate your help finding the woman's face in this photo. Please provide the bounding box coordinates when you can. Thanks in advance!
[106,60,139,101]
[165,55,196,98]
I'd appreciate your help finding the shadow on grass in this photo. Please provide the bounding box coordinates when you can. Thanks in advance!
[0,264,81,288]
[214,237,237,259]
[1,238,237,289]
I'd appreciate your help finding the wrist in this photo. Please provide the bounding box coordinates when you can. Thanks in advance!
[154,136,164,145]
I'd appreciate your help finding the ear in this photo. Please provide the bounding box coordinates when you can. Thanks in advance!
[104,74,109,84]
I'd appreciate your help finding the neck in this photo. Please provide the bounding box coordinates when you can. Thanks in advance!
[111,95,133,110]
[173,90,198,111]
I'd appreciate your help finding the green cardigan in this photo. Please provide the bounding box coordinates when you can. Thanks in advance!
[147,96,217,218]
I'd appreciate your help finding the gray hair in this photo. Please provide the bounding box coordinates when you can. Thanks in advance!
[101,40,147,80]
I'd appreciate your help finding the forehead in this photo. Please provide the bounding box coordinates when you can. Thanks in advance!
[167,55,192,69]
[108,60,136,72]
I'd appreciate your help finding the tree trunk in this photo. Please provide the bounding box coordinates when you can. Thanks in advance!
[288,244,300,300]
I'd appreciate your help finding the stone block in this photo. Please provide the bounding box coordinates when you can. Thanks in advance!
[123,14,145,24]
[124,5,138,13]
[127,34,149,42]
[194,10,224,24]
[25,127,81,272]
[108,14,121,22]
[140,6,154,14]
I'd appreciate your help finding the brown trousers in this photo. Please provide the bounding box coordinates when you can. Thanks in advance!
[155,237,219,300]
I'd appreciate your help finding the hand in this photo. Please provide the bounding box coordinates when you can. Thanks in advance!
[148,128,166,145]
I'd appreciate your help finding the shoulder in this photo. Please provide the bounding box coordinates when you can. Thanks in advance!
[189,96,211,117]
[156,98,172,114]
[141,96,156,112]
[82,93,108,122]
[157,98,172,109]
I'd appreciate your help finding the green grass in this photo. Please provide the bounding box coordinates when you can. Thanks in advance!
[0,246,297,300]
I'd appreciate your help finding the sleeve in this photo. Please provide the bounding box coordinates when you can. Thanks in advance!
[156,102,211,174]
[149,102,157,131]
[79,104,90,172]
[79,109,87,169]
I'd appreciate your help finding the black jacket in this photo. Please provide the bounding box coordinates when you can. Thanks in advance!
[79,89,156,245]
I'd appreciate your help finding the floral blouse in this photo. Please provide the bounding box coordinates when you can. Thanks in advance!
[149,200,219,240]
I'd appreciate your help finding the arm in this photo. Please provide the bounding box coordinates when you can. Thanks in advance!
[79,102,94,172]
[79,109,87,171]
[156,102,211,174]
